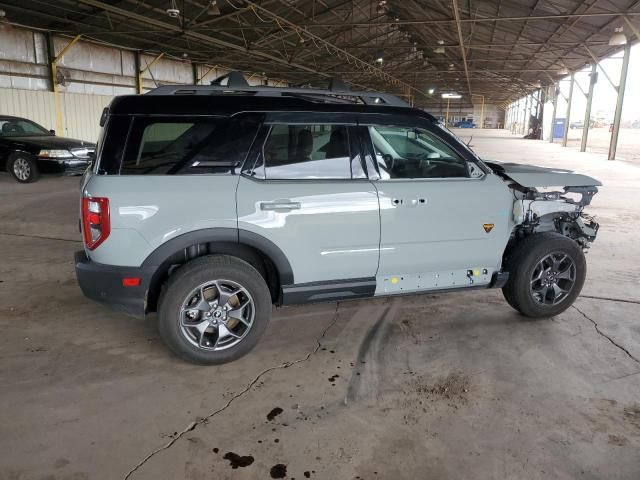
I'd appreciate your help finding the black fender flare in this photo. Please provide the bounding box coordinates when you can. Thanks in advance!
[141,227,294,285]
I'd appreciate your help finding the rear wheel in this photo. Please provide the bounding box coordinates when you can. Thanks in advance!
[158,255,272,365]
[7,153,40,183]
[502,232,586,318]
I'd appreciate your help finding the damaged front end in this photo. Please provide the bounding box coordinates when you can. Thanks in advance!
[486,161,601,249]
[511,185,599,248]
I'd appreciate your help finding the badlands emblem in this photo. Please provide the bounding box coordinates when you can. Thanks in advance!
[483,223,494,233]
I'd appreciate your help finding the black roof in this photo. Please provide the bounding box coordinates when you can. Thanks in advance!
[107,93,437,122]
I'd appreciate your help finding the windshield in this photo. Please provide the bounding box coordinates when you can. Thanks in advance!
[0,118,51,137]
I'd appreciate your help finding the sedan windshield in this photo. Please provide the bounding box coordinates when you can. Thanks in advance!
[0,118,51,137]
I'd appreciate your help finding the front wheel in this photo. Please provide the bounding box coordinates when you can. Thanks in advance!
[7,153,40,183]
[502,232,586,318]
[158,255,272,365]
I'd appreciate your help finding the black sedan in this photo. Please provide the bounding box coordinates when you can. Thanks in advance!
[0,116,95,183]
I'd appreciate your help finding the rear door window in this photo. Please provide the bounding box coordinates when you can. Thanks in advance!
[260,124,363,180]
[118,117,259,175]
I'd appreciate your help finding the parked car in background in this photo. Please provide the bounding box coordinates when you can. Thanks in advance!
[454,120,476,128]
[0,116,95,183]
[569,121,584,129]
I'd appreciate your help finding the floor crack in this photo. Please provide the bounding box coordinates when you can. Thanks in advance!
[0,231,81,243]
[123,302,341,480]
[579,294,640,305]
[572,305,640,365]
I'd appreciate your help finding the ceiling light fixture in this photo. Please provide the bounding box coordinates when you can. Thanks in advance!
[207,0,221,15]
[428,88,435,95]
[0,9,10,30]
[434,46,445,54]
[609,26,627,46]
[442,93,462,99]
[166,0,180,18]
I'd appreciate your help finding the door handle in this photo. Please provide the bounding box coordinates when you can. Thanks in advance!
[260,201,301,211]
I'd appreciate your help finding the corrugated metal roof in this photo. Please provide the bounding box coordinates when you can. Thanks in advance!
[1,0,639,106]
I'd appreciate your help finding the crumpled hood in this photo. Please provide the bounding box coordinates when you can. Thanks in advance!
[485,160,602,187]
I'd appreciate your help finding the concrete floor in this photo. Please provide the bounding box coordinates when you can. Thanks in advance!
[1,129,639,480]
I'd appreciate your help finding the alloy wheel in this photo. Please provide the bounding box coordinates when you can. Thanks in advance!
[529,252,576,305]
[179,279,255,351]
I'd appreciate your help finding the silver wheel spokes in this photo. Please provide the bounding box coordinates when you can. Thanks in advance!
[179,280,254,351]
[530,252,576,306]
[14,158,31,181]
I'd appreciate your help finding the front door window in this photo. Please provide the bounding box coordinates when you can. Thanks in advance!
[368,125,469,179]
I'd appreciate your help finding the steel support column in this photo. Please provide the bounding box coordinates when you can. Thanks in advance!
[134,52,142,94]
[192,62,199,85]
[137,52,164,94]
[580,64,597,152]
[562,73,574,147]
[549,84,558,143]
[608,42,631,160]
[522,95,528,135]
[48,34,82,134]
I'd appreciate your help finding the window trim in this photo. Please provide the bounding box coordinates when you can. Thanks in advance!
[245,123,369,182]
[116,114,259,176]
[359,122,488,182]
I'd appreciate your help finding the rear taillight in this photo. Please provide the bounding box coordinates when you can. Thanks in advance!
[82,196,110,250]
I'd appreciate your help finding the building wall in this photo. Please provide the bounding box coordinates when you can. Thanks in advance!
[0,25,282,141]
[0,88,112,142]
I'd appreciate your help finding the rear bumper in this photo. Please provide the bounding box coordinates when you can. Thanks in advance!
[74,250,154,318]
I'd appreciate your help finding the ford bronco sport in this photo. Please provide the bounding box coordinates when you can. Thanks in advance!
[75,72,600,365]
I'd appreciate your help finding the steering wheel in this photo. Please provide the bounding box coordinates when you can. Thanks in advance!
[382,153,394,171]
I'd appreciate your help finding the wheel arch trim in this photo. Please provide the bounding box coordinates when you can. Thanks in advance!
[141,228,294,285]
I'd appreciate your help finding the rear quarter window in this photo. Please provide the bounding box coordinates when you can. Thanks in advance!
[98,116,260,175]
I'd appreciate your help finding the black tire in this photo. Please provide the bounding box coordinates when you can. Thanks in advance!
[502,232,586,318]
[7,153,40,183]
[158,255,272,365]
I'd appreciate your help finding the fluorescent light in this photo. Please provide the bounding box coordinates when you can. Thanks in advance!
[442,93,462,99]
[609,27,627,46]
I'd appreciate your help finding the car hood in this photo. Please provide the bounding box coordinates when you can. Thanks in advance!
[484,160,602,187]
[4,135,95,151]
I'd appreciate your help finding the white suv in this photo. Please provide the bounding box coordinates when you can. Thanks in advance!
[75,73,600,364]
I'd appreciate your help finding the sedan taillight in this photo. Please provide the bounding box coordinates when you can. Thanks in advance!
[82,197,110,250]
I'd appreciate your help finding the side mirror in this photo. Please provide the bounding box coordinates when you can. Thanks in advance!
[49,129,56,135]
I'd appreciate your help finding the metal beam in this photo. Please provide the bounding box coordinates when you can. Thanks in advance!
[49,34,82,134]
[73,0,345,87]
[562,73,574,147]
[137,52,164,94]
[169,11,640,29]
[583,45,617,91]
[452,0,472,97]
[608,42,631,161]
[624,16,640,40]
[549,85,558,143]
[580,63,597,152]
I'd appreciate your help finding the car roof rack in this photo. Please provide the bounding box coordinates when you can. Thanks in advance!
[146,71,410,107]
